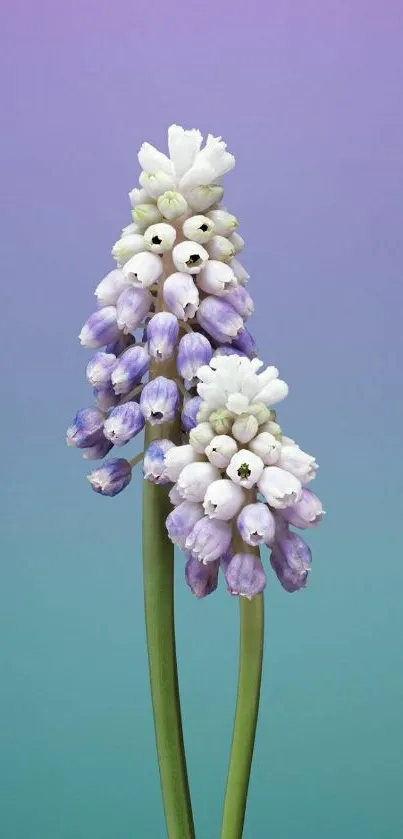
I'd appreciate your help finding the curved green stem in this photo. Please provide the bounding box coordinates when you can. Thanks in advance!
[220,592,264,839]
[142,424,195,839]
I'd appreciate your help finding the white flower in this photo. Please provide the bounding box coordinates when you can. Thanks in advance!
[138,142,173,175]
[226,449,264,489]
[122,251,163,288]
[169,484,183,506]
[177,462,220,502]
[94,269,129,306]
[121,222,141,237]
[228,257,250,285]
[172,241,209,274]
[144,222,176,253]
[197,260,237,295]
[232,413,259,444]
[228,232,244,254]
[112,234,146,264]
[183,215,216,243]
[189,422,215,454]
[185,185,224,212]
[260,419,282,440]
[164,444,201,482]
[248,432,281,465]
[205,235,235,262]
[157,191,188,221]
[203,479,245,521]
[237,502,276,546]
[163,272,199,320]
[196,355,288,417]
[277,444,318,483]
[129,188,150,208]
[207,209,238,236]
[132,203,162,228]
[257,466,302,509]
[179,134,235,191]
[185,516,232,563]
[167,125,203,182]
[205,434,238,468]
[139,170,175,199]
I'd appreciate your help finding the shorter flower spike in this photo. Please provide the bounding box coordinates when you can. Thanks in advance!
[143,439,175,484]
[279,488,324,528]
[122,251,163,288]
[166,501,205,550]
[237,502,276,546]
[185,556,219,598]
[163,272,199,320]
[116,287,153,333]
[258,466,302,509]
[86,352,117,388]
[111,346,150,396]
[270,530,312,592]
[225,553,266,598]
[88,458,132,497]
[140,376,179,425]
[146,312,179,361]
[95,269,129,306]
[66,408,104,449]
[103,402,145,445]
[172,241,209,274]
[79,307,121,349]
[185,516,232,563]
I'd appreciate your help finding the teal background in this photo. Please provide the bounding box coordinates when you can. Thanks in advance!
[1,1,403,837]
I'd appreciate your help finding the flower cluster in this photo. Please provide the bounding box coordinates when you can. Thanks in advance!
[144,355,323,598]
[66,124,323,598]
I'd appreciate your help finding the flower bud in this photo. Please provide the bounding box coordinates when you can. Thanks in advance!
[185,556,219,598]
[166,501,204,549]
[168,124,202,180]
[181,396,203,431]
[79,307,121,348]
[105,333,134,357]
[248,432,281,465]
[111,234,146,265]
[231,327,258,359]
[111,345,150,395]
[257,466,302,509]
[228,232,244,254]
[177,462,220,502]
[208,408,235,435]
[121,222,141,237]
[144,222,176,254]
[183,215,215,243]
[146,312,179,361]
[164,444,201,482]
[82,436,114,461]
[94,385,119,411]
[177,333,213,385]
[103,402,145,445]
[205,434,238,468]
[129,187,149,208]
[277,444,318,483]
[87,458,132,497]
[205,235,235,262]
[185,184,224,212]
[232,413,259,444]
[226,449,264,489]
[185,516,232,563]
[163,272,199,320]
[213,346,246,359]
[259,420,282,440]
[270,531,311,592]
[189,422,215,454]
[157,190,188,221]
[139,170,175,199]
[225,553,266,598]
[66,408,104,449]
[172,241,209,275]
[237,502,276,546]
[179,134,235,191]
[138,142,172,175]
[196,296,243,343]
[222,285,254,318]
[279,488,324,528]
[140,376,179,425]
[86,352,116,389]
[228,257,250,285]
[132,203,162,228]
[169,484,183,505]
[246,402,272,425]
[207,209,238,235]
[203,479,245,521]
[197,260,237,295]
[94,269,129,306]
[122,251,163,289]
[143,439,175,484]
[116,287,153,333]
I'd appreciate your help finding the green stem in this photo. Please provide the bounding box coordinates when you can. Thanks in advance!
[220,592,264,839]
[142,422,195,839]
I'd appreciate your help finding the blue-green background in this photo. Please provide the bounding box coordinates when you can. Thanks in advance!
[2,1,403,836]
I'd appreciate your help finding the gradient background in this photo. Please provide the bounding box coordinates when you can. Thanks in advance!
[1,1,403,837]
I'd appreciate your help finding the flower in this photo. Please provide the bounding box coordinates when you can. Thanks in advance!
[122,251,163,288]
[132,203,162,228]
[222,285,254,318]
[185,184,224,212]
[87,458,132,496]
[196,355,288,417]
[203,479,245,520]
[177,333,213,386]
[237,502,276,546]
[163,272,199,320]
[86,352,117,388]
[66,408,105,448]
[231,327,258,358]
[172,241,209,274]
[257,466,302,509]
[94,269,129,306]
[167,124,203,181]
[277,444,318,483]
[143,439,175,484]
[183,215,215,243]
[82,436,114,461]
[166,501,204,549]
[139,170,175,199]
[146,312,179,361]
[157,191,188,221]
[225,553,266,598]
[179,134,235,192]
[205,235,235,262]
[140,376,179,425]
[188,422,215,454]
[279,488,324,528]
[144,222,176,254]
[79,307,121,348]
[270,530,312,593]
[181,396,202,431]
[177,462,220,502]
[206,209,238,235]
[205,434,238,468]
[164,444,201,482]
[103,402,145,445]
[197,260,237,295]
[112,233,146,264]
[116,287,153,333]
[228,232,244,254]
[185,556,220,598]
[231,413,259,444]
[185,516,232,563]
[111,345,150,395]
[196,297,243,343]
[226,449,264,489]
[94,384,119,411]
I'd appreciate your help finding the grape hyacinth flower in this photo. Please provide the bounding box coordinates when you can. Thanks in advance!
[66,123,324,839]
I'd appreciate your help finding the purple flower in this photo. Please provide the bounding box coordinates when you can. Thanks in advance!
[181,396,202,430]
[105,333,134,356]
[111,346,150,396]
[222,285,254,319]
[103,402,145,445]
[231,327,258,358]
[86,352,117,388]
[185,555,219,598]
[166,501,204,549]
[196,296,243,343]
[66,408,104,448]
[140,376,179,425]
[185,516,232,563]
[225,553,267,598]
[270,530,312,592]
[116,287,152,333]
[213,346,246,358]
[177,333,213,385]
[146,312,179,361]
[87,458,132,497]
[79,307,121,349]
[82,436,114,460]
[93,385,119,411]
[237,502,276,546]
[143,439,175,484]
[163,272,199,320]
[95,269,129,306]
[279,488,324,529]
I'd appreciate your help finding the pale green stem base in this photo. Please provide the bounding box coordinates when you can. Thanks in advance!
[220,593,264,839]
